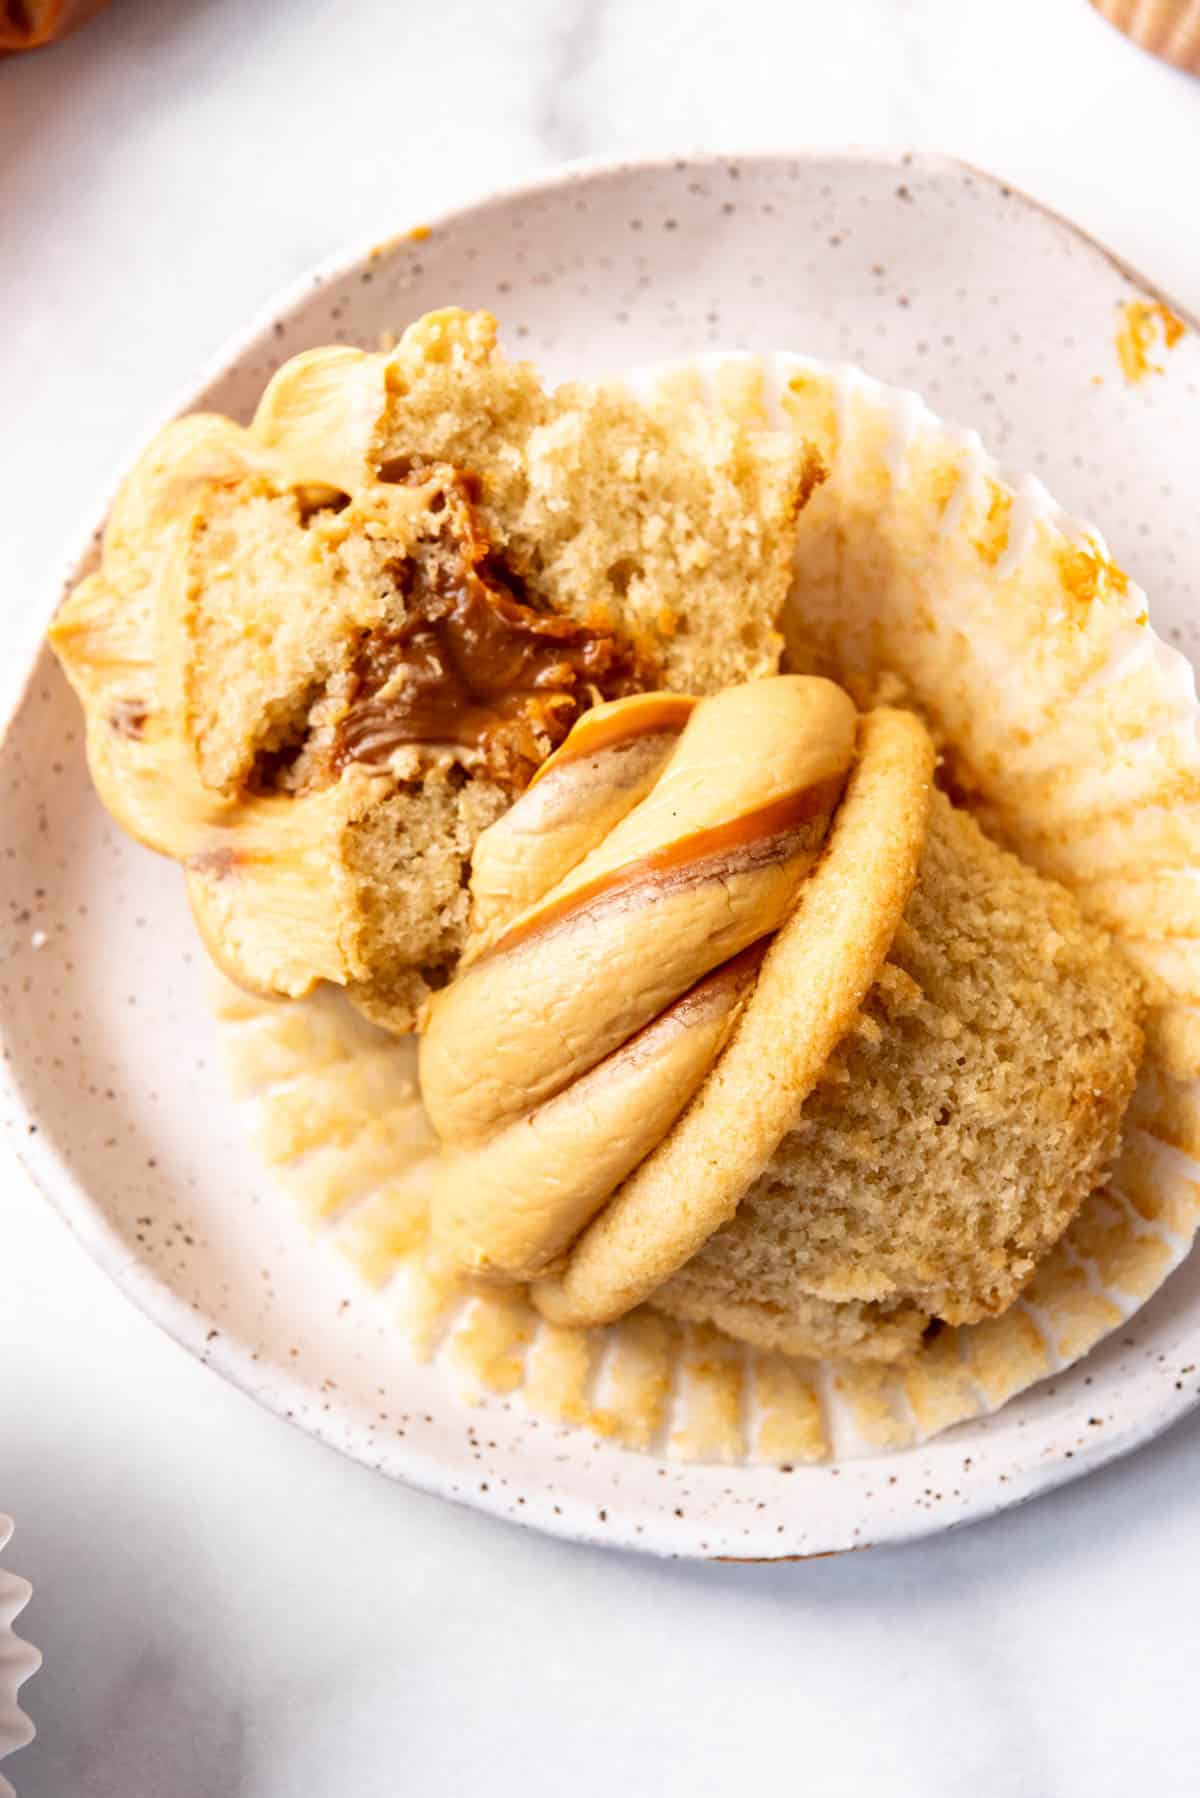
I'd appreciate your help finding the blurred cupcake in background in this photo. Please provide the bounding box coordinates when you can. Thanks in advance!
[0,1520,39,1798]
[1092,0,1200,71]
[0,0,109,55]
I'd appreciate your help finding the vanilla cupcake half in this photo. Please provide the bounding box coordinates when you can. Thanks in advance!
[51,311,818,1031]
[421,674,1143,1365]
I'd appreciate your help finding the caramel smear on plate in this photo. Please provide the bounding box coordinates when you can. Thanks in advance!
[1115,298,1187,385]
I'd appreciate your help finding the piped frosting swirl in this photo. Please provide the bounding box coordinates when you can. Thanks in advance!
[420,676,858,1280]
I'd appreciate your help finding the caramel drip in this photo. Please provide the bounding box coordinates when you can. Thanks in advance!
[526,694,699,788]
[487,773,847,962]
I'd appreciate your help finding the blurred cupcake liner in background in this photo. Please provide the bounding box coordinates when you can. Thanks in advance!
[0,1520,38,1798]
[1093,0,1200,71]
[0,0,109,55]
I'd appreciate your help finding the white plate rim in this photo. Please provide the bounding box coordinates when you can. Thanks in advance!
[4,146,1199,1560]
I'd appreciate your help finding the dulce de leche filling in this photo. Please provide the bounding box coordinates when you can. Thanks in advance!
[329,471,652,791]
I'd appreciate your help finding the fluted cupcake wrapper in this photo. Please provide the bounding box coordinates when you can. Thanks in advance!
[211,350,1200,1464]
[0,1519,39,1795]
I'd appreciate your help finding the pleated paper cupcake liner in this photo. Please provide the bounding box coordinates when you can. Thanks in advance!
[0,1519,39,1798]
[210,349,1200,1464]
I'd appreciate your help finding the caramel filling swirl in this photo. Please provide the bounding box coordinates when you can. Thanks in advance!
[486,777,849,963]
[467,691,700,946]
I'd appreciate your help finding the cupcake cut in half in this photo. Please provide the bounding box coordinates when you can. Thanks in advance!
[51,309,819,1030]
[422,678,1144,1362]
[51,313,1158,1380]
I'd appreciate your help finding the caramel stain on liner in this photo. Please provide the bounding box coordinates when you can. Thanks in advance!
[485,774,848,961]
[1115,298,1186,385]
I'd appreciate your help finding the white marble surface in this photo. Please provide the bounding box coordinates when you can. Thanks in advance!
[3,1,1200,1792]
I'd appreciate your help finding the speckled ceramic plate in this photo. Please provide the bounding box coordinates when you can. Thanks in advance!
[4,150,1200,1560]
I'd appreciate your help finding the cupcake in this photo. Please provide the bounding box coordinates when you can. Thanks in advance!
[51,316,1200,1461]
[421,677,1142,1363]
[51,310,818,1031]
[1092,0,1200,73]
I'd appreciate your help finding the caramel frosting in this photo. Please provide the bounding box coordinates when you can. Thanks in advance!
[535,706,934,1329]
[421,676,857,1280]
